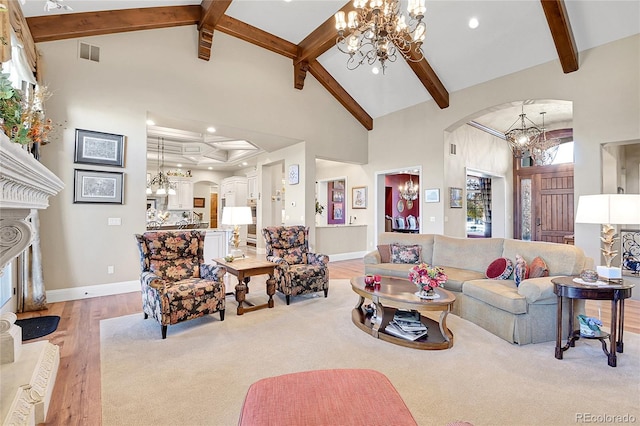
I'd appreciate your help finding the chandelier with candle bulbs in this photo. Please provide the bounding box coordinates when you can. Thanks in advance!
[335,0,427,73]
[146,137,176,196]
[400,174,419,201]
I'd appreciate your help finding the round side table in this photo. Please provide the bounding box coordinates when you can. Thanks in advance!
[552,276,634,367]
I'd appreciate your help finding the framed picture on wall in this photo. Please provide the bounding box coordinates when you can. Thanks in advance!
[352,186,367,209]
[424,188,440,203]
[449,187,462,208]
[74,129,125,167]
[288,164,299,185]
[73,169,124,204]
[333,203,343,220]
[193,197,205,208]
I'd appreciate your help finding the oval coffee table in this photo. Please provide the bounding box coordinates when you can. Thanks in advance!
[350,276,456,350]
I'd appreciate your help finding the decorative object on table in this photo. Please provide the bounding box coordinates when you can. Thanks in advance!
[575,194,640,279]
[424,188,440,203]
[352,186,367,209]
[224,255,234,263]
[580,269,599,283]
[73,169,124,204]
[222,206,253,258]
[364,275,375,286]
[373,274,381,284]
[288,164,299,185]
[621,229,640,275]
[577,314,602,337]
[74,128,125,167]
[449,187,462,208]
[408,262,447,299]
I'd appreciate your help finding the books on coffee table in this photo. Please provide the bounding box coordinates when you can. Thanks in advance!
[384,310,428,341]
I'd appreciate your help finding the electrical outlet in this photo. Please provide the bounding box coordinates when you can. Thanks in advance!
[108,218,121,226]
[107,265,114,274]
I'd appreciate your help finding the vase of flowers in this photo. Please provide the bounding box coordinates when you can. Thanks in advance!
[408,263,447,299]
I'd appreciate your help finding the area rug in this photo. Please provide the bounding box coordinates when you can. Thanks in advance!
[15,315,60,341]
[101,280,640,426]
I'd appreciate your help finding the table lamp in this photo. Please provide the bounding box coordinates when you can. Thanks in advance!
[575,194,640,279]
[222,206,253,258]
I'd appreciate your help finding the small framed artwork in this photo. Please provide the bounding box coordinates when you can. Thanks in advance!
[621,229,640,275]
[449,187,462,208]
[396,199,404,213]
[193,197,205,208]
[352,186,367,209]
[333,203,343,220]
[74,169,124,204]
[288,164,299,185]
[424,188,440,203]
[146,199,156,210]
[74,129,125,167]
[332,191,344,202]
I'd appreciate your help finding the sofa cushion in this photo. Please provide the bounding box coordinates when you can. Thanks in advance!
[440,266,486,292]
[518,276,557,303]
[433,235,504,274]
[378,244,391,263]
[390,244,422,264]
[378,233,435,265]
[486,258,513,280]
[463,279,527,314]
[529,256,549,278]
[514,254,528,287]
[502,239,587,276]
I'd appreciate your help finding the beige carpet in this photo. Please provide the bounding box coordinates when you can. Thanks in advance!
[101,279,640,426]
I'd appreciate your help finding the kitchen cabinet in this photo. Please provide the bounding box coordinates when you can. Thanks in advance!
[167,178,193,210]
[221,176,247,207]
[247,171,257,200]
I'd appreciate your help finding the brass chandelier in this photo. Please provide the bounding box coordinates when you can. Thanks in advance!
[335,0,427,73]
[400,174,419,201]
[504,106,542,158]
[146,137,176,196]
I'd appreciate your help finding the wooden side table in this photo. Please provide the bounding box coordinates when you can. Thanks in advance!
[213,257,276,315]
[552,276,634,367]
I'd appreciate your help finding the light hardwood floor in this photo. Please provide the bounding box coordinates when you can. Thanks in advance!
[15,258,639,426]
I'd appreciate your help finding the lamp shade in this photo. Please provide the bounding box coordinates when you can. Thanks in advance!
[575,194,640,225]
[221,206,253,226]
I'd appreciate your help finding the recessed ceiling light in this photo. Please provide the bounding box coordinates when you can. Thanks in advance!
[468,17,479,29]
[207,127,216,133]
[177,163,182,167]
[207,167,213,170]
[146,119,155,126]
[372,67,380,75]
[242,162,248,166]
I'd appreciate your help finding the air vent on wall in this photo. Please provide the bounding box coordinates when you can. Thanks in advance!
[450,143,457,155]
[79,42,100,62]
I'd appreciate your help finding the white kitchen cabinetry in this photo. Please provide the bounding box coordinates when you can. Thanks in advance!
[203,230,233,262]
[167,178,193,210]
[221,176,247,207]
[247,171,257,200]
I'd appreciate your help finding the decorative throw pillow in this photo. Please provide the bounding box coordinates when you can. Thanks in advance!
[529,256,550,278]
[377,244,391,263]
[390,244,422,264]
[514,254,529,287]
[486,257,514,280]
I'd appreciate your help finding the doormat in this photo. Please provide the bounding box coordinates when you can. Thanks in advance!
[15,315,60,341]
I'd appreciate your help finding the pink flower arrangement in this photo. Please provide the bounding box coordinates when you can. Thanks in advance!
[408,263,448,292]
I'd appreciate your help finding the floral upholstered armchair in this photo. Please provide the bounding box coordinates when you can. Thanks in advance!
[262,226,330,305]
[134,230,226,339]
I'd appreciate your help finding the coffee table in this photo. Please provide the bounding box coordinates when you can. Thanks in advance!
[350,276,456,350]
[213,257,276,315]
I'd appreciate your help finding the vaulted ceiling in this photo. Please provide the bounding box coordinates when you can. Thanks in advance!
[14,0,640,169]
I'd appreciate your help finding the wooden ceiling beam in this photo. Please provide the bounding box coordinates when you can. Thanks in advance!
[215,15,298,59]
[406,52,449,109]
[197,0,232,61]
[540,0,579,73]
[307,60,372,131]
[26,5,200,43]
[296,1,354,66]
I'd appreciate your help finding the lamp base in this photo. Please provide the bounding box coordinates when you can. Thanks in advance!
[230,248,245,258]
[597,265,621,280]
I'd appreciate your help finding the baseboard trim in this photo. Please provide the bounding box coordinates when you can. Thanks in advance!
[46,280,139,303]
[327,251,367,262]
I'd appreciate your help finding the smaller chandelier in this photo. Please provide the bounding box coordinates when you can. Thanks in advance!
[504,106,542,158]
[335,0,427,73]
[147,137,176,196]
[400,175,419,201]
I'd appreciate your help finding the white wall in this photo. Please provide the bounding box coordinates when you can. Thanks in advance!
[36,26,368,292]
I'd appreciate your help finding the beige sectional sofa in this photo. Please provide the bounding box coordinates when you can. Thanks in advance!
[363,233,594,345]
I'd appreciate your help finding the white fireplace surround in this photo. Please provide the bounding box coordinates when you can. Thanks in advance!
[0,132,64,273]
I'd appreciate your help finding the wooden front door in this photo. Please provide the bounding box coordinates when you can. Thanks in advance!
[514,163,574,242]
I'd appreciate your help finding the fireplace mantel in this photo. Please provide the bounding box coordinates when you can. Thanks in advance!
[0,133,64,272]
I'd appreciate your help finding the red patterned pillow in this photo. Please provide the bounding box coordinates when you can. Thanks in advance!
[377,244,391,263]
[529,256,549,278]
[486,257,514,280]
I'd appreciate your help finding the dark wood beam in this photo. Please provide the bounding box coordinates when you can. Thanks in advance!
[294,60,309,90]
[406,50,449,109]
[540,0,579,73]
[26,5,200,43]
[197,0,232,61]
[216,15,298,59]
[296,1,354,66]
[307,60,372,131]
